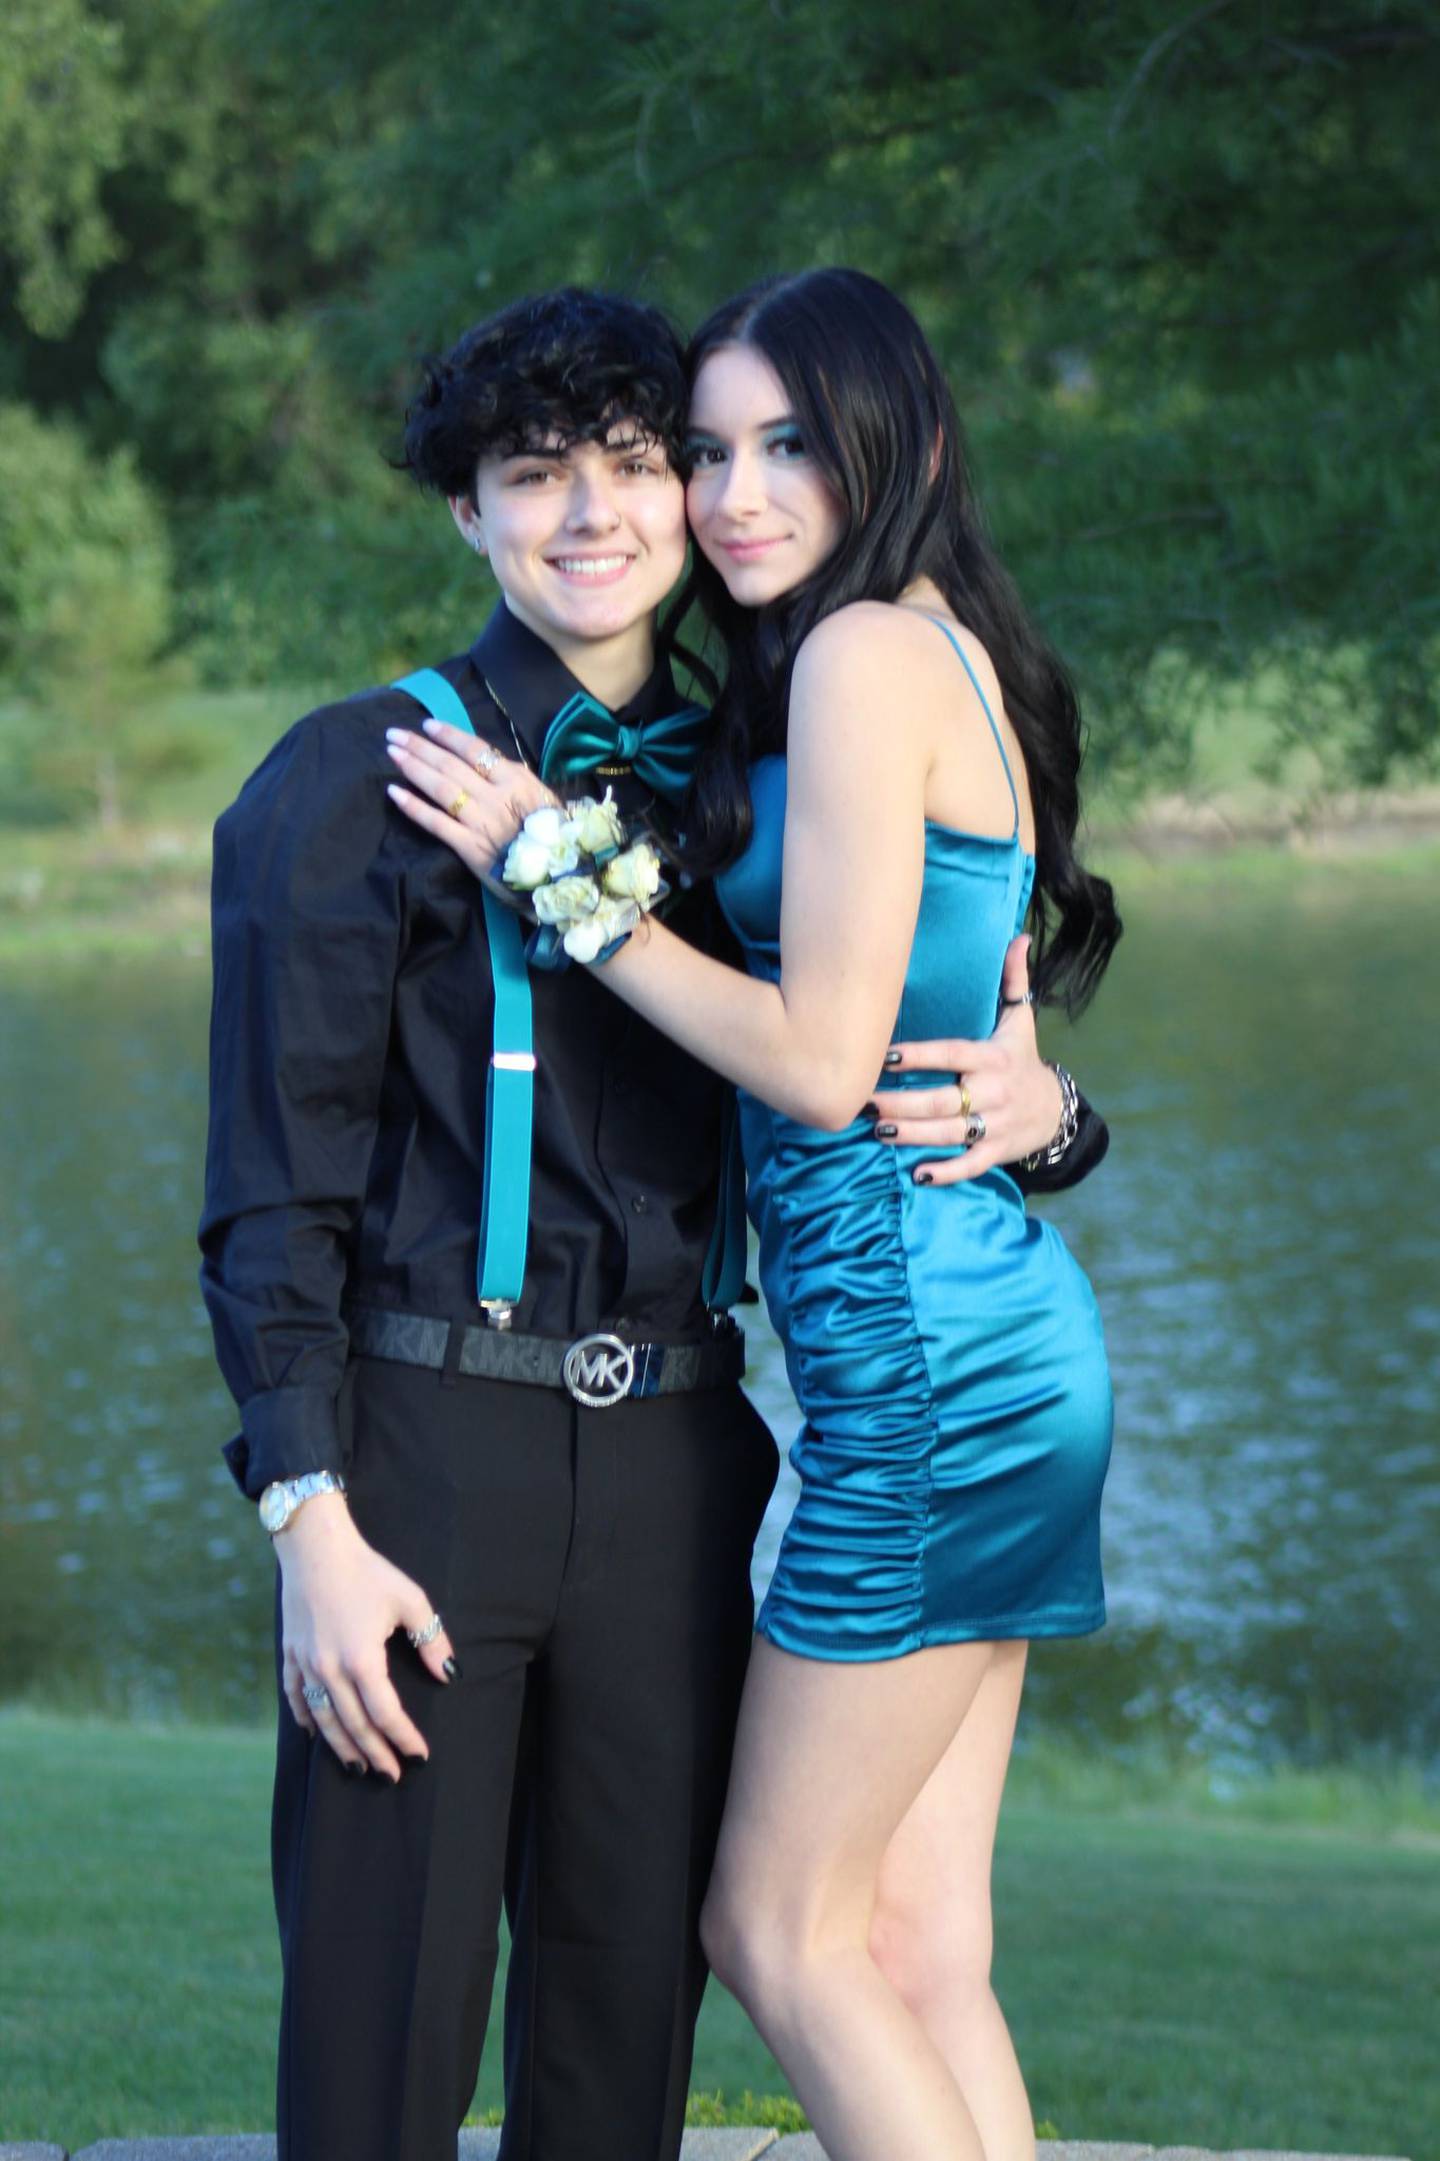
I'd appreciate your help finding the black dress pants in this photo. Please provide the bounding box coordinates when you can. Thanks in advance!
[271,1354,778,2161]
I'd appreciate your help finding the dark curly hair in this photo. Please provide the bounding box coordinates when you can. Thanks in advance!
[401,287,690,502]
[680,269,1120,1017]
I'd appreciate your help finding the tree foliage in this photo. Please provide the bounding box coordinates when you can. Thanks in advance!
[0,403,170,680]
[0,0,129,339]
[0,402,173,822]
[0,0,1435,777]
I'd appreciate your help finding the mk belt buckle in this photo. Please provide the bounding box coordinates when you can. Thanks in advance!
[562,1332,637,1409]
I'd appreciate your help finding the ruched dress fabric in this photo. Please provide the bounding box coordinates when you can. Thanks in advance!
[715,622,1112,1659]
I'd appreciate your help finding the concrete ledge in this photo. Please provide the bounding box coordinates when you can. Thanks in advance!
[676,2137,778,2160]
[72,2145,279,2161]
[767,2144,1410,2161]
[675,2133,778,2159]
[48,2138,1414,2161]
[66,2134,782,2161]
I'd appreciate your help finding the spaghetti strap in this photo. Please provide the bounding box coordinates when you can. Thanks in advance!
[920,613,1020,840]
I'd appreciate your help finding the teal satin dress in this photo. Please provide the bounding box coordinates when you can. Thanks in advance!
[716,619,1112,1659]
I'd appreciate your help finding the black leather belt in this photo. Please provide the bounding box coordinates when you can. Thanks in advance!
[345,1304,744,1409]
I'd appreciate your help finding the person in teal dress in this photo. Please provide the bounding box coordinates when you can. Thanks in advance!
[395,268,1121,2161]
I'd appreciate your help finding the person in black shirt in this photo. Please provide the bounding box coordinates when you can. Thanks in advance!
[199,288,1107,2161]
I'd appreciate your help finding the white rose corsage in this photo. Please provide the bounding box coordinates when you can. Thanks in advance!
[497,790,668,967]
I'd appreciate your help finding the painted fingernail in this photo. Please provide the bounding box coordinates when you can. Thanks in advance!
[883,1049,903,1067]
[422,719,444,735]
[442,1656,463,1681]
[385,728,410,744]
[385,742,406,760]
[345,1760,367,1778]
[386,783,405,801]
[861,1101,878,1120]
[874,1122,898,1140]
[914,1169,934,1186]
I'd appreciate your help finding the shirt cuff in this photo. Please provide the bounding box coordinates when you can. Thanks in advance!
[222,1386,345,1499]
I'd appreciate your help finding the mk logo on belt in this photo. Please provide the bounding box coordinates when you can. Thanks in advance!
[562,1333,637,1409]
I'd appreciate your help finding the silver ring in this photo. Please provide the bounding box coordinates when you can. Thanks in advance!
[475,747,499,777]
[999,989,1036,1008]
[407,1612,443,1650]
[964,1111,987,1145]
[302,1682,333,1712]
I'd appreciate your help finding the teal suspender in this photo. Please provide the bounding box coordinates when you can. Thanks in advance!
[389,665,746,1322]
[392,669,534,1319]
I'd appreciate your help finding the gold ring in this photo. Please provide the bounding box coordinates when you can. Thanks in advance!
[449,790,469,819]
[958,1081,972,1118]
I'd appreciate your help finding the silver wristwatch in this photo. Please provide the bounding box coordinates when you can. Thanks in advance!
[258,1470,346,1537]
[1020,1061,1079,1172]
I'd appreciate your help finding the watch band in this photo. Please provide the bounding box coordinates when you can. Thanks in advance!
[258,1469,346,1536]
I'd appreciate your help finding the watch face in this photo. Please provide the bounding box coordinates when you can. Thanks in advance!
[258,1485,290,1534]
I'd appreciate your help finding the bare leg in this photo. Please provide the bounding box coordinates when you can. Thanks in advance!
[870,1639,1033,2161]
[700,1634,1009,2161]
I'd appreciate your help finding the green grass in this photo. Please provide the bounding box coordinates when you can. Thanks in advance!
[0,686,294,964]
[1,1711,1434,2155]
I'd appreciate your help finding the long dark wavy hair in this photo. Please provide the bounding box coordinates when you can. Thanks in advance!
[677,269,1119,1015]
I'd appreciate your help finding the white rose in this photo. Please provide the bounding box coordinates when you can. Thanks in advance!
[532,874,601,926]
[545,838,581,877]
[502,834,553,890]
[557,794,596,843]
[522,806,565,846]
[601,841,662,906]
[560,914,607,964]
[565,789,626,858]
[563,896,638,962]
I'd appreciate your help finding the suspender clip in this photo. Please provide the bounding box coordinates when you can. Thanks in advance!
[481,1298,516,1331]
[492,1051,538,1072]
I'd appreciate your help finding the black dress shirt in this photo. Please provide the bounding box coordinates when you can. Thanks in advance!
[200,599,1108,1500]
[200,603,734,1497]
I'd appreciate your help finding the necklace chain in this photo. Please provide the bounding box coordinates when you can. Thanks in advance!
[482,673,632,783]
[481,675,535,772]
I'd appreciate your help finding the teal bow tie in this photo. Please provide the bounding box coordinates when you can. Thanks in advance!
[538,693,710,804]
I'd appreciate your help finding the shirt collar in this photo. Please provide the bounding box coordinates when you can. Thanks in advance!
[468,600,684,771]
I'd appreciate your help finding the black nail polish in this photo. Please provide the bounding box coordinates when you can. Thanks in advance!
[914,1169,934,1186]
[345,1760,366,1778]
[443,1655,463,1681]
[861,1101,878,1120]
[874,1122,898,1140]
[883,1049,903,1067]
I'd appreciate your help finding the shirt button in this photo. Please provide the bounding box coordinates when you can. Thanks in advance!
[630,1194,650,1215]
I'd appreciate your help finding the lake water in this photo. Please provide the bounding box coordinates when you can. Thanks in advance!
[2,856,1437,1770]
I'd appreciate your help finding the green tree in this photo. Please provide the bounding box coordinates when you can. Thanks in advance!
[1,0,1436,775]
[0,403,173,825]
[0,0,129,338]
